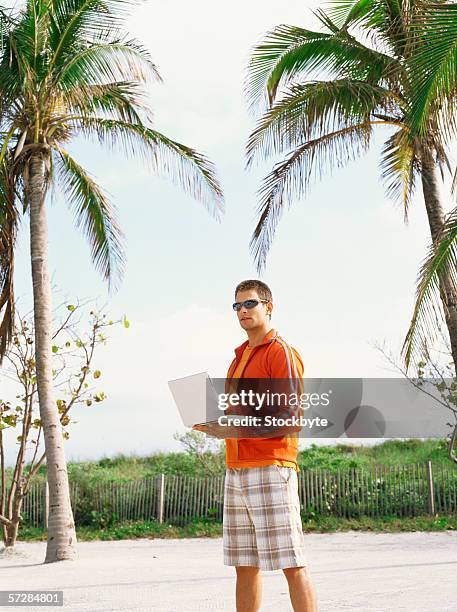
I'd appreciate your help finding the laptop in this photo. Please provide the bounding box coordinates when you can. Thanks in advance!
[168,371,223,427]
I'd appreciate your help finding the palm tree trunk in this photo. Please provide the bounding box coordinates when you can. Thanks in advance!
[28,152,78,562]
[420,145,457,367]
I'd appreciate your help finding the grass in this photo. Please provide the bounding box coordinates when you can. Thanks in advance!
[15,514,457,543]
[299,439,454,470]
[7,439,456,489]
[4,439,456,547]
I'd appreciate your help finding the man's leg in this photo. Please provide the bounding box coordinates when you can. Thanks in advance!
[283,566,318,612]
[235,565,262,612]
[245,466,318,609]
[223,469,262,609]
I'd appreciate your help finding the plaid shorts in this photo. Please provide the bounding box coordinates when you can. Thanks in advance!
[223,465,308,571]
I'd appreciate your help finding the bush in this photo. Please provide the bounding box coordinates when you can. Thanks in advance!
[86,509,120,529]
[73,488,119,527]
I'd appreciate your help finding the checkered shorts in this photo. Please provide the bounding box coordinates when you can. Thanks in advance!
[223,465,308,571]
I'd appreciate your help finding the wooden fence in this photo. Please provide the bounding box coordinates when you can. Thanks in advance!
[15,461,457,528]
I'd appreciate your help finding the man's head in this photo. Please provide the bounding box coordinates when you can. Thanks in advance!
[233,279,273,331]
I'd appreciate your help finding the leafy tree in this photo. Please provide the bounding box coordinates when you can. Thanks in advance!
[0,298,125,549]
[173,430,225,477]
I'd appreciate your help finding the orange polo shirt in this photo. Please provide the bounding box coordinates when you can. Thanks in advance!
[227,343,299,472]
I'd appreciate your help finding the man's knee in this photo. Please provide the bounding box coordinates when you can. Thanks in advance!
[235,565,261,577]
[283,565,310,581]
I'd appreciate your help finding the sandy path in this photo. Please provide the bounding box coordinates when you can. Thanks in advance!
[1,531,456,611]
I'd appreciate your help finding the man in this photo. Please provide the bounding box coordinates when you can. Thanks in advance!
[194,279,318,612]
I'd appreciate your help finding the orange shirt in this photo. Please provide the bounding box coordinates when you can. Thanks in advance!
[225,339,300,472]
[232,344,253,378]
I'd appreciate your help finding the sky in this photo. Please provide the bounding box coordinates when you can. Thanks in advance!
[2,0,456,466]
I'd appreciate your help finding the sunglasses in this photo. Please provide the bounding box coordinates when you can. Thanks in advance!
[232,299,269,312]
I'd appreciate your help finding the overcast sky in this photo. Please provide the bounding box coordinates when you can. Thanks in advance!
[2,0,455,466]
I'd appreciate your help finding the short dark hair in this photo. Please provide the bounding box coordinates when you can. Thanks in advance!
[235,279,273,303]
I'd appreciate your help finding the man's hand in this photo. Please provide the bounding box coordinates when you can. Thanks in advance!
[191,417,301,439]
[192,422,244,439]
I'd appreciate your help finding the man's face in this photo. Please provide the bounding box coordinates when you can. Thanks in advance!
[234,289,272,331]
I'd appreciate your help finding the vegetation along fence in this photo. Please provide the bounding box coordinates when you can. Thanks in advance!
[15,461,457,528]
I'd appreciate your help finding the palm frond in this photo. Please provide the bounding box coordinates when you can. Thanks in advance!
[250,122,373,273]
[402,206,457,370]
[323,0,377,30]
[47,0,142,71]
[325,0,413,66]
[0,5,17,28]
[246,78,398,167]
[0,156,18,363]
[13,0,50,81]
[313,8,343,34]
[73,117,224,219]
[54,146,126,292]
[244,22,398,113]
[407,3,457,136]
[0,18,36,105]
[53,38,162,95]
[65,80,150,125]
[379,127,418,222]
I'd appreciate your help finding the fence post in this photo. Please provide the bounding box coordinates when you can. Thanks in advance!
[44,481,49,528]
[158,474,165,523]
[426,461,435,515]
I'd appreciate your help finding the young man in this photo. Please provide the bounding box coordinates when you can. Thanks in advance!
[194,280,318,612]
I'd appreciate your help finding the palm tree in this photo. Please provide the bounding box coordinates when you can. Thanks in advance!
[244,1,457,374]
[0,0,223,562]
[395,2,457,462]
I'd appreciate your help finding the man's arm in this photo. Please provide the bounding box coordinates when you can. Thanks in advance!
[253,342,304,437]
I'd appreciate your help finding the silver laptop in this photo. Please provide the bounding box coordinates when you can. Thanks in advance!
[168,371,222,427]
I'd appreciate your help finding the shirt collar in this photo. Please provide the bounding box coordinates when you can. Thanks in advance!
[234,328,277,360]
